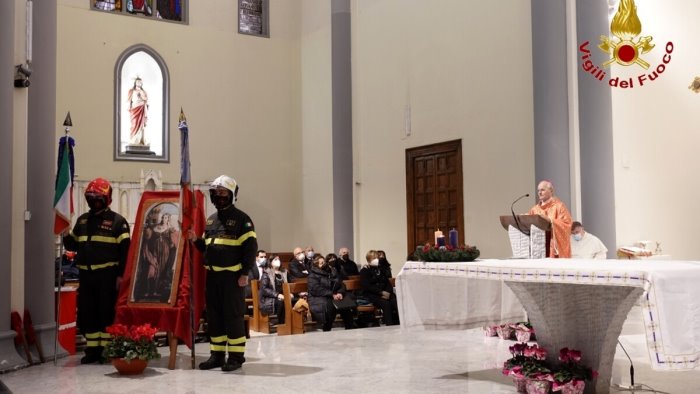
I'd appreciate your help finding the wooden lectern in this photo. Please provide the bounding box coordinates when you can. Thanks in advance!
[499,214,552,258]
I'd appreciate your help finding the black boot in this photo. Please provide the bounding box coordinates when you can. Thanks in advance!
[80,347,102,364]
[221,355,243,372]
[198,351,225,370]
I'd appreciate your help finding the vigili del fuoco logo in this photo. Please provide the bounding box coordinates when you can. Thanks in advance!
[579,0,673,89]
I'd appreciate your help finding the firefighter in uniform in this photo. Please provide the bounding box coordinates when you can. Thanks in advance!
[189,175,258,371]
[63,178,131,364]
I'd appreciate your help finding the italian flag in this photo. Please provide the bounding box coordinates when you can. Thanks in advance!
[53,139,72,234]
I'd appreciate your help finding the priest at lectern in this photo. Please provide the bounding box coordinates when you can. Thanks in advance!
[528,180,573,258]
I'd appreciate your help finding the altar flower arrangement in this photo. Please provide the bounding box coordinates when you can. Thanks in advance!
[551,348,598,393]
[413,243,480,262]
[504,344,552,394]
[505,345,597,394]
[503,342,530,376]
[512,321,535,342]
[496,323,514,340]
[483,324,499,337]
[103,323,161,362]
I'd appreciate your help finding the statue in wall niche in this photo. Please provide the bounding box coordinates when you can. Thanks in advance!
[128,76,149,146]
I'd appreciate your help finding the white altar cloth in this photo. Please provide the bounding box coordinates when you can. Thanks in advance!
[397,259,700,371]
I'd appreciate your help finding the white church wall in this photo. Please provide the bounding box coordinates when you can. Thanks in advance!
[610,0,700,259]
[351,0,536,266]
[56,0,303,253]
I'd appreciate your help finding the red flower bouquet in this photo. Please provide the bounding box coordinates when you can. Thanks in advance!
[103,323,161,361]
[552,348,598,393]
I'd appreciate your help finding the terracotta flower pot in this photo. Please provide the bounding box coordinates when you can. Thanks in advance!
[111,358,148,375]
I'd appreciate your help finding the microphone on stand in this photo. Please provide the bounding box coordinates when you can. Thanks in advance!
[613,339,642,390]
[511,193,530,235]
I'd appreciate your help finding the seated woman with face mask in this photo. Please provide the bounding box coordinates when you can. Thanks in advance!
[259,256,288,324]
[359,250,400,326]
[307,255,355,331]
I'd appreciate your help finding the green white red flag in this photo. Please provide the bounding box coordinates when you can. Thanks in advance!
[53,136,74,234]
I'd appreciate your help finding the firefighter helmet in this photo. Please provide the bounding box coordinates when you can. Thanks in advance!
[209,175,238,206]
[85,177,112,206]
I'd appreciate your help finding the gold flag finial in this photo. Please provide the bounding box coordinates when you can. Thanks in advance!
[179,108,186,123]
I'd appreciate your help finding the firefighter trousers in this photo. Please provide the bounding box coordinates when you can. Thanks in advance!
[205,271,247,363]
[77,266,118,350]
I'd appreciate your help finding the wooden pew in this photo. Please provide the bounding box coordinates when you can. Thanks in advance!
[343,278,379,326]
[278,277,393,334]
[248,252,291,334]
[250,280,270,334]
[344,277,397,326]
[278,281,309,335]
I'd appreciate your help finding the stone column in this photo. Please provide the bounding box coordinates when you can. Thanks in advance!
[25,0,64,360]
[331,0,354,253]
[531,0,572,207]
[0,0,28,372]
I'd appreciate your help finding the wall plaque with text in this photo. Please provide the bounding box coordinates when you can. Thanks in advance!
[238,0,268,37]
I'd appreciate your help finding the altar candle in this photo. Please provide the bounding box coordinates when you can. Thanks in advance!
[449,228,458,248]
[434,229,443,245]
[437,236,446,247]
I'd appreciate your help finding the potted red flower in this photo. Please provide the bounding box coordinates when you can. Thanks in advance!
[103,323,160,375]
[503,343,550,393]
[512,321,535,342]
[551,347,599,394]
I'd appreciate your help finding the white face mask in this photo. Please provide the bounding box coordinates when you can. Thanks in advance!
[296,253,305,261]
[257,258,267,266]
[306,251,315,259]
[272,259,281,268]
[573,234,583,242]
[369,258,379,267]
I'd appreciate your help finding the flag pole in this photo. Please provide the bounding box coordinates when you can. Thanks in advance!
[179,109,197,369]
[54,112,72,365]
[189,214,195,370]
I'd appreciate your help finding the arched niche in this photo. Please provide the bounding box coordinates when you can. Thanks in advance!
[114,44,170,162]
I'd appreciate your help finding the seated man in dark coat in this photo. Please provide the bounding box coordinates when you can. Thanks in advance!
[287,246,309,283]
[338,247,359,276]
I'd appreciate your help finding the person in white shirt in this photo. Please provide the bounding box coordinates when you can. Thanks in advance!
[570,221,608,259]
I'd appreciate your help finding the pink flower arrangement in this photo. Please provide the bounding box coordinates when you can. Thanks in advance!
[503,343,550,380]
[496,324,514,340]
[551,348,599,392]
[483,325,498,337]
[505,345,598,393]
[558,347,582,363]
[523,344,547,360]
